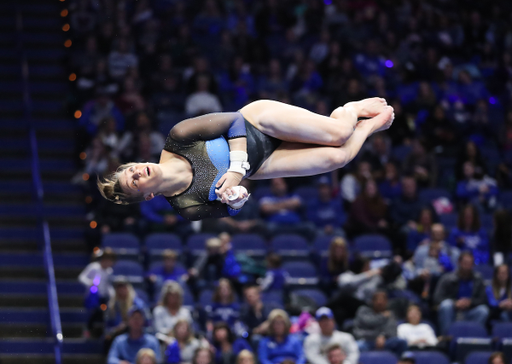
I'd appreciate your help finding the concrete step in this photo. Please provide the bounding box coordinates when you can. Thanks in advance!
[0,354,104,364]
[0,294,83,309]
[0,323,83,339]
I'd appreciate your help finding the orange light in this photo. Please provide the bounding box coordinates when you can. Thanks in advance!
[74,110,82,118]
[69,73,76,81]
[100,304,107,311]
[60,9,68,16]
[93,246,100,253]
[64,39,72,47]
[79,152,86,160]
[60,0,65,2]
[82,173,89,181]
[62,24,70,32]
[89,220,97,229]
[85,196,93,204]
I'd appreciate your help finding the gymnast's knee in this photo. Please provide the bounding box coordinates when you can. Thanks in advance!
[327,149,348,169]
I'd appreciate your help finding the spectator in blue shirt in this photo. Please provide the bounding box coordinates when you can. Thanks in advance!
[211,322,252,364]
[260,178,315,240]
[448,204,490,265]
[390,176,424,231]
[80,89,125,137]
[140,195,192,238]
[378,162,402,201]
[107,306,161,364]
[456,161,498,211]
[406,207,435,252]
[486,264,512,322]
[260,253,289,292]
[258,309,305,364]
[306,178,346,237]
[148,249,187,291]
[206,278,241,333]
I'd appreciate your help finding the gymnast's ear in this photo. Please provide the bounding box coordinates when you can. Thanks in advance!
[144,193,155,201]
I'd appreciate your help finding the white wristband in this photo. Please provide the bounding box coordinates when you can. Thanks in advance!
[228,151,250,177]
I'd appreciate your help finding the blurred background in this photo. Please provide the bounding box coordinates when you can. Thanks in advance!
[2,0,512,364]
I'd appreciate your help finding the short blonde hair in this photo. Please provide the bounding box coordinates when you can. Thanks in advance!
[267,309,291,337]
[236,350,255,364]
[159,281,184,307]
[136,348,157,364]
[97,162,145,205]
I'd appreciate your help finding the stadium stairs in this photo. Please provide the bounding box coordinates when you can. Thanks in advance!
[0,1,102,363]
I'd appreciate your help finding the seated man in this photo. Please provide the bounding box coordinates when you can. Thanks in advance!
[325,344,349,364]
[147,249,187,296]
[240,285,279,338]
[260,178,315,240]
[304,307,359,364]
[306,178,346,237]
[433,251,489,334]
[107,306,161,364]
[353,291,407,356]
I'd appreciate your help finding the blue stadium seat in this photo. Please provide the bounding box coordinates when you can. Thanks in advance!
[447,322,492,362]
[464,351,493,364]
[493,322,512,340]
[183,289,195,306]
[474,264,494,282]
[439,213,458,230]
[112,260,144,284]
[353,234,392,259]
[358,351,397,364]
[270,234,310,259]
[261,290,284,306]
[294,186,318,203]
[145,233,183,256]
[500,191,512,210]
[282,261,318,285]
[392,145,412,163]
[291,288,327,307]
[412,351,450,364]
[253,186,272,200]
[198,289,213,306]
[187,233,216,255]
[102,233,140,257]
[312,236,333,257]
[419,188,452,203]
[148,261,187,275]
[231,234,267,257]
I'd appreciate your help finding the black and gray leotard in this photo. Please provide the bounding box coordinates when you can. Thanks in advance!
[163,112,281,221]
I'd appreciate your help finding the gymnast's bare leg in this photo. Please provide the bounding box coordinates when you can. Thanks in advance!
[239,97,388,147]
[249,106,394,180]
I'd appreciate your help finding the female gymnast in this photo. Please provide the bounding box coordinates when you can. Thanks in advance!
[98,98,394,220]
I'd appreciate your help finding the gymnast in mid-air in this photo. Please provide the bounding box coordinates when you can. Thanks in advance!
[98,98,394,220]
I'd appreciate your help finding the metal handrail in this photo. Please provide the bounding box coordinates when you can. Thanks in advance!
[17,5,63,363]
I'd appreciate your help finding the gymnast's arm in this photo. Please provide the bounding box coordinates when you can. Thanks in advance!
[176,201,242,221]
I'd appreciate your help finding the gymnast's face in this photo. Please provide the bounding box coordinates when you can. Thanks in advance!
[120,163,162,200]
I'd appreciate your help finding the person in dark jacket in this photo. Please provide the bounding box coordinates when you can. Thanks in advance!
[434,251,489,334]
[211,322,252,364]
[240,285,279,338]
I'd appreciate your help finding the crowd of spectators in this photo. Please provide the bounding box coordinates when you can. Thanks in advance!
[67,0,512,362]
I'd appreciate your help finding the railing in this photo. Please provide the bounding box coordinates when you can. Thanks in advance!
[16,5,63,363]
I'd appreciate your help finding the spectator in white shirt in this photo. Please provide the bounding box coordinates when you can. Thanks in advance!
[78,248,116,299]
[397,305,438,348]
[185,75,222,116]
[153,281,193,337]
[304,307,359,364]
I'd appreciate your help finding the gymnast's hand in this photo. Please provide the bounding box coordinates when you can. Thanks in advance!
[215,171,243,198]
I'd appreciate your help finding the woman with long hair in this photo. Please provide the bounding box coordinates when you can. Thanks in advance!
[211,322,252,364]
[258,309,305,364]
[347,179,388,237]
[166,319,209,364]
[486,264,512,321]
[97,98,394,220]
[319,237,350,293]
[207,279,241,332]
[153,281,193,337]
[448,204,490,264]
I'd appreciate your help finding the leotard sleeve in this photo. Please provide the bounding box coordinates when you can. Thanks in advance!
[169,112,246,143]
[174,200,241,221]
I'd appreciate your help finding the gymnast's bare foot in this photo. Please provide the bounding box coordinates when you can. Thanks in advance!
[343,97,388,118]
[357,105,394,134]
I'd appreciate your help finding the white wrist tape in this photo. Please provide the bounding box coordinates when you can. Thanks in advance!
[228,151,250,176]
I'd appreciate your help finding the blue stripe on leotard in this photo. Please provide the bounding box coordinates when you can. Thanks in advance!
[205,136,241,217]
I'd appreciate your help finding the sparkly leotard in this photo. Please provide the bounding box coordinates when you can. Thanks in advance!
[163,112,281,221]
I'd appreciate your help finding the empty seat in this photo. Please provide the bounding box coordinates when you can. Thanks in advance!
[102,233,140,257]
[447,322,492,362]
[312,236,333,257]
[439,213,457,230]
[282,261,318,285]
[358,351,397,364]
[270,234,310,259]
[492,322,512,340]
[261,290,284,306]
[145,233,182,256]
[231,234,267,257]
[464,351,493,364]
[291,288,327,307]
[112,260,144,284]
[353,234,392,259]
[294,186,318,203]
[187,233,216,255]
[412,351,450,364]
[419,188,452,203]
